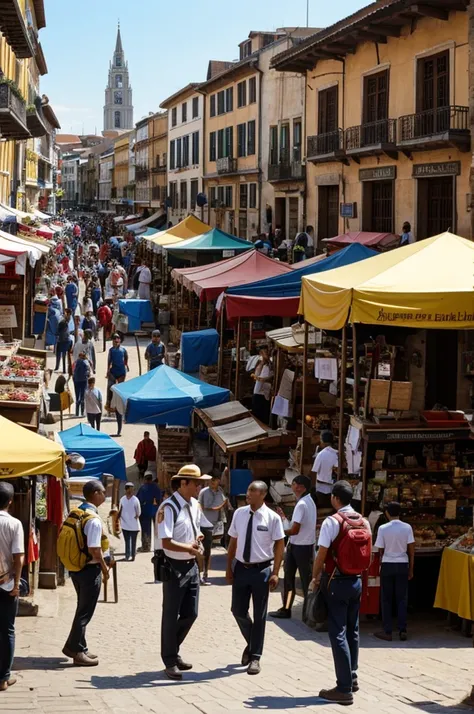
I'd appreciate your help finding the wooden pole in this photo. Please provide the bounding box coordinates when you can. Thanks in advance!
[218,298,224,386]
[235,317,242,399]
[352,323,359,415]
[301,321,308,445]
[134,333,142,376]
[338,326,348,480]
[249,320,253,352]
[197,298,202,330]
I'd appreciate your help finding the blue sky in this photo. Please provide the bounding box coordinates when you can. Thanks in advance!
[41,0,364,135]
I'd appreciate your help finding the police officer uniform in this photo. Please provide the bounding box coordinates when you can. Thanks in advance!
[228,503,285,668]
[157,466,211,678]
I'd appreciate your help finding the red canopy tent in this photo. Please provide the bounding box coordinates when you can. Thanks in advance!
[171,250,291,302]
[323,231,400,251]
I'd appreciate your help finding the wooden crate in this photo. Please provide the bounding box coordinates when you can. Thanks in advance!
[368,380,413,410]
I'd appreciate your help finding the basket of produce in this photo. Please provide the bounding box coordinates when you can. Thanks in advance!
[0,385,40,404]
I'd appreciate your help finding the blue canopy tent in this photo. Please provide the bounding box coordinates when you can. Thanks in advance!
[111,364,230,425]
[225,243,377,319]
[181,329,219,374]
[58,424,126,481]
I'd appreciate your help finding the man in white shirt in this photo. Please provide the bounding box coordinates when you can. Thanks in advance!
[374,501,415,642]
[63,480,109,667]
[270,475,316,620]
[310,481,372,706]
[0,482,24,692]
[85,377,103,431]
[226,481,285,676]
[157,465,211,681]
[118,483,141,561]
[313,431,338,508]
[137,260,152,300]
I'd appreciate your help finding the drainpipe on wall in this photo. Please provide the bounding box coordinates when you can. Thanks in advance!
[302,69,307,231]
[255,62,264,236]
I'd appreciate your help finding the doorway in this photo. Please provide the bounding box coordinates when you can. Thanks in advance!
[275,197,286,237]
[288,197,298,241]
[425,330,458,409]
[417,176,454,240]
[318,185,339,241]
[362,180,394,233]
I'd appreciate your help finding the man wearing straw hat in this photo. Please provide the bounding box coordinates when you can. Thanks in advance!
[157,464,211,681]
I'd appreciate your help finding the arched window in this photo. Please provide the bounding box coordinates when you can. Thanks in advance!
[114,91,123,105]
[115,55,122,67]
[115,74,123,88]
[114,111,121,128]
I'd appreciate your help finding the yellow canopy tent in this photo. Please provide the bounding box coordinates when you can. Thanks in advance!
[300,232,474,330]
[146,215,211,248]
[0,416,65,479]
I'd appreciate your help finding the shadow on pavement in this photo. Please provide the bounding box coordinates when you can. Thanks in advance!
[13,656,69,671]
[244,695,330,708]
[410,701,472,713]
[89,664,244,689]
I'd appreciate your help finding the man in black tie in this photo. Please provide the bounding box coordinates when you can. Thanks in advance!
[226,481,285,675]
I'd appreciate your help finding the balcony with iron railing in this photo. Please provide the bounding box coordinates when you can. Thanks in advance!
[151,161,167,173]
[135,186,151,203]
[268,148,304,181]
[0,81,30,139]
[397,105,470,152]
[216,156,237,174]
[306,130,345,163]
[26,97,47,137]
[345,119,397,159]
[0,0,34,58]
[135,164,149,182]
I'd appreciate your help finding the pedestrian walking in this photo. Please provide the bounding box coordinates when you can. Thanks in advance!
[61,480,110,667]
[270,475,317,620]
[106,333,128,411]
[374,502,415,642]
[133,431,157,477]
[226,481,285,675]
[0,482,25,693]
[72,330,96,372]
[55,317,73,373]
[312,430,338,508]
[118,483,141,561]
[65,275,78,312]
[198,475,228,585]
[145,330,166,371]
[310,481,372,705]
[157,464,211,680]
[72,352,91,418]
[136,473,162,552]
[85,377,103,430]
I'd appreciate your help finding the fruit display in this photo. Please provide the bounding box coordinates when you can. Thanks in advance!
[1,366,42,382]
[450,528,474,554]
[10,355,44,370]
[0,386,39,403]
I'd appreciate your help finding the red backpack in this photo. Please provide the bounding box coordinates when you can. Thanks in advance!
[329,512,372,576]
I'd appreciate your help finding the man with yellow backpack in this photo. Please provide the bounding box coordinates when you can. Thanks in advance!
[57,480,110,666]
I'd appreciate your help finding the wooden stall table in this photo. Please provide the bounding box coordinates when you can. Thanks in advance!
[434,548,474,621]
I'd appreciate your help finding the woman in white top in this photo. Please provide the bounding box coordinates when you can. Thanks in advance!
[118,483,141,561]
[251,347,273,425]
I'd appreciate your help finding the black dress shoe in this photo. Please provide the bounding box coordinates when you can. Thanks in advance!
[247,659,261,675]
[241,646,250,666]
[176,656,193,671]
[352,679,359,693]
[269,608,291,619]
[164,665,183,680]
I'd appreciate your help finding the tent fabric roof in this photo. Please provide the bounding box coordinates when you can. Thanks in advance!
[111,364,230,426]
[172,250,292,302]
[146,215,211,248]
[300,232,474,331]
[59,423,126,481]
[323,231,400,250]
[0,416,65,479]
[126,209,165,232]
[225,244,377,319]
[165,228,253,254]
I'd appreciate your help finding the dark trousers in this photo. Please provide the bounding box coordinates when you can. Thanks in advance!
[323,574,362,694]
[381,562,409,634]
[201,527,214,570]
[161,560,199,667]
[282,543,314,612]
[87,413,101,430]
[123,530,138,560]
[0,588,18,682]
[139,515,153,551]
[231,561,271,660]
[252,394,270,425]
[74,380,87,416]
[65,565,102,654]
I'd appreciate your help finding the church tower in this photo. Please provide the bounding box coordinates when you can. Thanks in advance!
[103,24,133,132]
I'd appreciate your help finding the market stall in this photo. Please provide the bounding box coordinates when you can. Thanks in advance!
[0,343,47,430]
[165,228,253,266]
[322,230,400,253]
[117,298,154,332]
[58,423,126,485]
[298,231,474,615]
[181,328,219,374]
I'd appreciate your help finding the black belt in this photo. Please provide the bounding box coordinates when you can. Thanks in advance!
[167,557,196,565]
[238,560,272,569]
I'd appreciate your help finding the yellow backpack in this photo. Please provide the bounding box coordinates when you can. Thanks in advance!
[57,506,99,572]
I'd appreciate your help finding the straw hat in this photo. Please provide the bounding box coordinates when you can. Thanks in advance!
[171,464,211,481]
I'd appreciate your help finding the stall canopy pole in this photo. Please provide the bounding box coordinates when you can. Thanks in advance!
[338,325,348,480]
[197,300,202,331]
[352,323,359,415]
[235,317,242,399]
[301,321,308,445]
[218,299,225,386]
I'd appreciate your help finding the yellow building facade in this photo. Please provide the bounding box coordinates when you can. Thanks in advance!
[112,132,132,211]
[148,111,167,209]
[273,0,471,246]
[202,61,260,238]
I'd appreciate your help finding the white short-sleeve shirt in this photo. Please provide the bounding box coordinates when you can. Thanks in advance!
[289,493,317,546]
[157,492,202,560]
[318,505,371,549]
[313,446,338,494]
[228,504,285,564]
[0,511,24,591]
[119,495,141,531]
[375,520,415,563]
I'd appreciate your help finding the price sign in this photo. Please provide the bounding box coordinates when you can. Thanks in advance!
[0,305,17,329]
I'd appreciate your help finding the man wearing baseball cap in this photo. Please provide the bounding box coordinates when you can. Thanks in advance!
[157,464,211,680]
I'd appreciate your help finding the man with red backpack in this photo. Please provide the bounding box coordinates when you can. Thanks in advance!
[310,481,372,706]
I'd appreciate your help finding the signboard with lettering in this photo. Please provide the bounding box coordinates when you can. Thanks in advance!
[340,202,357,218]
[222,250,235,258]
[0,305,17,329]
[359,166,396,181]
[412,162,461,178]
[366,428,471,443]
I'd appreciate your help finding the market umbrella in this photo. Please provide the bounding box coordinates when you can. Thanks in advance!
[58,424,126,481]
[0,416,65,478]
